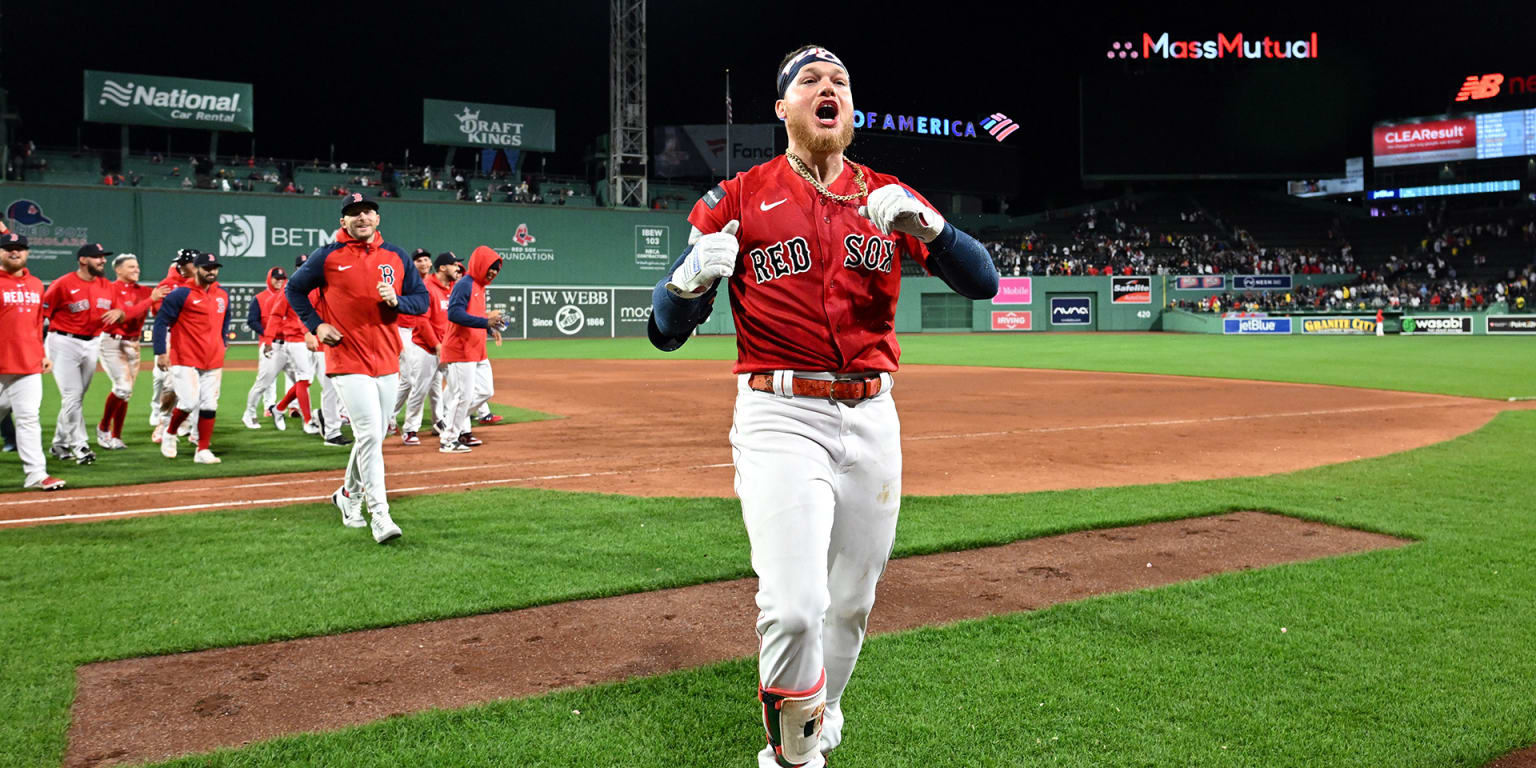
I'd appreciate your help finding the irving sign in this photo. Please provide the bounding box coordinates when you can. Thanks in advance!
[423,99,556,152]
[84,71,254,132]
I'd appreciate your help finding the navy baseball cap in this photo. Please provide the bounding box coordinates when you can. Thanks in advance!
[294,252,309,268]
[0,232,27,250]
[193,252,222,269]
[269,267,288,280]
[434,252,459,268]
[340,192,379,216]
[77,243,113,259]
[412,248,432,260]
[175,248,198,265]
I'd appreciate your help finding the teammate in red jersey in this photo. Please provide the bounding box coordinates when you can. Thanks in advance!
[649,46,998,768]
[266,257,320,432]
[150,249,198,443]
[96,254,171,449]
[392,251,451,445]
[438,246,502,453]
[42,243,126,464]
[0,233,65,491]
[241,266,290,429]
[286,193,429,543]
[152,251,232,464]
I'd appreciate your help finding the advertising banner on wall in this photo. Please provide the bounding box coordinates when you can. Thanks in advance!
[84,70,254,132]
[1174,275,1226,290]
[1223,316,1292,334]
[423,99,556,152]
[1486,315,1536,334]
[1049,297,1092,326]
[1299,316,1379,335]
[652,124,777,178]
[990,311,1032,331]
[1372,117,1477,167]
[992,276,1033,305]
[1232,275,1293,291]
[1111,276,1152,303]
[1400,316,1473,335]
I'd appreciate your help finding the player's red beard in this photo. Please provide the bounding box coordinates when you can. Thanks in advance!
[786,109,853,155]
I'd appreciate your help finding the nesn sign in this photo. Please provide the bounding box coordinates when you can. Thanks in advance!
[1050,297,1092,325]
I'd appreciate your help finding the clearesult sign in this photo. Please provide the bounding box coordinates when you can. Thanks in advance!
[423,99,555,152]
[84,70,253,132]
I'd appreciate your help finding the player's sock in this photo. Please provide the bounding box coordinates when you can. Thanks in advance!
[99,393,122,432]
[276,385,298,412]
[166,408,191,435]
[295,382,313,423]
[197,411,216,451]
[110,395,129,438]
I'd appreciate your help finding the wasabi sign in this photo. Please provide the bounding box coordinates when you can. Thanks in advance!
[84,71,253,132]
[422,99,556,152]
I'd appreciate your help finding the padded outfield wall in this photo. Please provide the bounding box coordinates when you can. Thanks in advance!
[4,183,1367,341]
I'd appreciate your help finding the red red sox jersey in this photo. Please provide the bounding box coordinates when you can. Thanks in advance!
[688,155,933,374]
[42,272,120,337]
[0,267,46,374]
[153,282,231,369]
[285,229,429,377]
[101,280,156,338]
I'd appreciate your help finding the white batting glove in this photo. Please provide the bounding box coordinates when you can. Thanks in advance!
[666,220,740,298]
[859,185,945,243]
[377,281,398,306]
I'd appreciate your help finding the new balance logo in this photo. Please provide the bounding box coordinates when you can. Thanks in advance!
[1454,73,1504,102]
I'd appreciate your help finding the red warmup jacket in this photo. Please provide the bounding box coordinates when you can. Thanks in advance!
[100,280,156,339]
[0,267,46,374]
[411,276,448,354]
[250,267,287,344]
[440,246,500,364]
[285,229,429,377]
[263,289,309,344]
[42,272,119,337]
[152,281,232,369]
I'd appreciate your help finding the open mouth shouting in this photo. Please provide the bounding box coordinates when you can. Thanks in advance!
[815,99,840,127]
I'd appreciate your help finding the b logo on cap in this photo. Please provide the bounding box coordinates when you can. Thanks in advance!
[351,194,362,203]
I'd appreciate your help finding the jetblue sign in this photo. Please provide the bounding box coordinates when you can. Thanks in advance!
[1223,316,1293,335]
[1049,297,1093,325]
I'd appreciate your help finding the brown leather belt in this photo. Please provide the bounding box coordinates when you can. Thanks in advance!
[747,373,885,402]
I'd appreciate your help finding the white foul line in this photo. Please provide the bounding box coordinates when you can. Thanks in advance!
[906,401,1468,441]
[0,463,736,527]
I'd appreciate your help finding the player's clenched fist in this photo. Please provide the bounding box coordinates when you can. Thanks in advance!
[666,219,740,299]
[859,185,945,243]
[377,281,398,306]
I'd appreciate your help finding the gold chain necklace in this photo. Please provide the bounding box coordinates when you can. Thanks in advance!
[785,151,867,203]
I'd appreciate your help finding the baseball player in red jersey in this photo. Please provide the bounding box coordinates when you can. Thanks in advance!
[438,246,502,453]
[650,46,998,768]
[0,233,66,491]
[392,251,452,445]
[153,251,232,464]
[242,266,290,429]
[96,254,171,449]
[42,243,126,464]
[150,250,198,442]
[266,258,320,432]
[286,193,429,543]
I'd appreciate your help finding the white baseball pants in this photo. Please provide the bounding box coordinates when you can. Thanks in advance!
[400,344,440,433]
[391,328,414,423]
[732,373,900,763]
[244,346,283,419]
[331,373,398,515]
[45,333,100,452]
[316,350,344,437]
[97,336,141,400]
[0,373,49,487]
[440,360,492,443]
[169,366,223,413]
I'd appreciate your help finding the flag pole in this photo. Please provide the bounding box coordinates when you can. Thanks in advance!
[725,68,732,179]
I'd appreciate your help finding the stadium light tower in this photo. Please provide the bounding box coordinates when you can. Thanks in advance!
[608,0,647,208]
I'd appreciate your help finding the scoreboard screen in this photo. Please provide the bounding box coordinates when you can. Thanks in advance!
[1373,108,1536,167]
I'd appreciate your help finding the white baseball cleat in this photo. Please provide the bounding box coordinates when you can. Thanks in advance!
[370,509,402,544]
[268,405,287,431]
[108,436,127,450]
[332,486,366,528]
[96,428,118,449]
[193,449,221,464]
[439,440,471,453]
[242,413,261,430]
[151,424,165,444]
[159,432,178,459]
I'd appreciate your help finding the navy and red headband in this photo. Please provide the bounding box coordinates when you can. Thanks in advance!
[777,47,848,98]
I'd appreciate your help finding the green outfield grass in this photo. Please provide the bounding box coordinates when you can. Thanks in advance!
[485,333,1536,400]
[2,335,1533,767]
[0,367,554,492]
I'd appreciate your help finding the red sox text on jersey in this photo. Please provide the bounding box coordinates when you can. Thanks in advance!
[688,155,933,374]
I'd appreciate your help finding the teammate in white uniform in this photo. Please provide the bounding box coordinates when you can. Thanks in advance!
[649,46,998,768]
[150,250,198,442]
[42,244,126,464]
[0,232,66,491]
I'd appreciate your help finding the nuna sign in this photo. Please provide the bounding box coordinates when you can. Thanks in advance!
[1111,32,1320,60]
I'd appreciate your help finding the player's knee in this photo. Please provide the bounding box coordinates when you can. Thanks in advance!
[113,387,132,400]
[761,604,825,640]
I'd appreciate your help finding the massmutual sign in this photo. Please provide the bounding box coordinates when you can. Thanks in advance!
[84,70,253,132]
[422,99,556,152]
